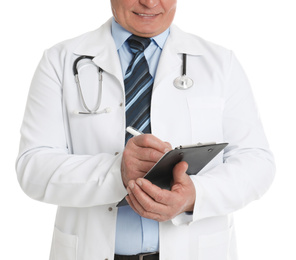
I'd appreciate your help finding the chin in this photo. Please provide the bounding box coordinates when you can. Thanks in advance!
[132,26,163,37]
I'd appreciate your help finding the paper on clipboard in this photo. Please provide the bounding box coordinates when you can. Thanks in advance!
[117,142,228,207]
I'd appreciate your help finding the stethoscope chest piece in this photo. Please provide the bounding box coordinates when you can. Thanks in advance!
[173,75,194,90]
[173,53,194,90]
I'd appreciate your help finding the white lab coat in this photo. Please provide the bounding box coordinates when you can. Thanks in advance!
[16,18,275,260]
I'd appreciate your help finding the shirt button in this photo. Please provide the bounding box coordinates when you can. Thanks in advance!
[114,152,119,156]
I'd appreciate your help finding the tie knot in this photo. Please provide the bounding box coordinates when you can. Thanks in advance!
[127,35,151,54]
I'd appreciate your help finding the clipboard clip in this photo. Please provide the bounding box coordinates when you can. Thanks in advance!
[176,142,216,149]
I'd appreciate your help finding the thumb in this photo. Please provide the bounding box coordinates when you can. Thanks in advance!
[172,161,189,184]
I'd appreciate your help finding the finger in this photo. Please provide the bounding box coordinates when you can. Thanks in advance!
[126,186,146,215]
[172,161,189,185]
[122,157,156,175]
[164,142,173,151]
[135,178,172,205]
[128,180,158,212]
[129,180,184,221]
[125,140,165,163]
[135,147,165,163]
[133,134,172,154]
[126,183,164,221]
[132,179,178,218]
[171,161,196,212]
[125,190,140,213]
[128,180,165,212]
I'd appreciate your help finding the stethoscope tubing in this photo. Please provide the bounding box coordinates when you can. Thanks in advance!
[182,53,187,76]
[73,56,104,114]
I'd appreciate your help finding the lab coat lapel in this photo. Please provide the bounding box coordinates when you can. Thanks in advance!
[73,18,124,86]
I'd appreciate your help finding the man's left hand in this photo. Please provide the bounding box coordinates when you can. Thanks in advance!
[125,161,196,222]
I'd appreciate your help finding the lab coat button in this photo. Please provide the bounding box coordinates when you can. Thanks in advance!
[108,207,113,212]
[115,152,119,155]
[119,102,123,107]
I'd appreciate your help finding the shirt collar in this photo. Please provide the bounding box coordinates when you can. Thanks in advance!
[111,18,169,50]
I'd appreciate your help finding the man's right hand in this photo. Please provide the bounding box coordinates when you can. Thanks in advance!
[121,134,172,187]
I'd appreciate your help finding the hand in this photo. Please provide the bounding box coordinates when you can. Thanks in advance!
[126,161,196,222]
[121,134,172,187]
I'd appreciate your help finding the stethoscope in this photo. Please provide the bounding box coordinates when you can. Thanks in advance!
[73,53,194,114]
[73,55,111,115]
[173,53,194,90]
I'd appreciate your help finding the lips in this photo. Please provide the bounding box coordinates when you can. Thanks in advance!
[133,12,158,17]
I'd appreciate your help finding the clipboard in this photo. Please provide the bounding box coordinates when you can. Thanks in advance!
[117,142,228,207]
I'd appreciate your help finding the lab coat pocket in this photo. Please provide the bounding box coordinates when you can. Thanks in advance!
[198,226,233,260]
[50,227,78,260]
[186,97,224,143]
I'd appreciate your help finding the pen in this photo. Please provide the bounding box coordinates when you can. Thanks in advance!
[126,126,143,137]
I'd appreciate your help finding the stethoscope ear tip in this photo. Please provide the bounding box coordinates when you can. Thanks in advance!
[104,107,112,113]
[73,110,80,115]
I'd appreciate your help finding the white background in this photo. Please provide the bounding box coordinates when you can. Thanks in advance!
[1,0,295,259]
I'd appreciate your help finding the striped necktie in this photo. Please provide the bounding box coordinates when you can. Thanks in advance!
[125,35,153,143]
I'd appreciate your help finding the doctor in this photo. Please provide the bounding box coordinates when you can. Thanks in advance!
[16,0,275,260]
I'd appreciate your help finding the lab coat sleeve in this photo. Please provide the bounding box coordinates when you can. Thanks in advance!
[172,53,275,225]
[16,49,127,207]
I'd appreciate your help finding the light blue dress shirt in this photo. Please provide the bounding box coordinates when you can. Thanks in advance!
[111,19,169,255]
